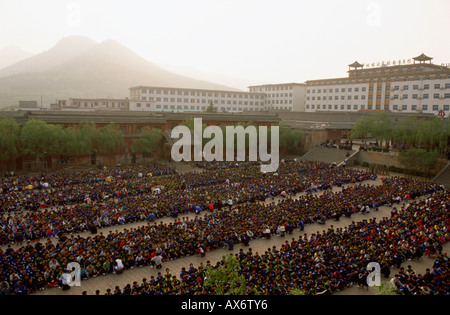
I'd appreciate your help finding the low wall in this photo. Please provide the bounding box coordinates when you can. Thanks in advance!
[358,150,402,168]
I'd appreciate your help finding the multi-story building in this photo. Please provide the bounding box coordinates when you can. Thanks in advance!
[56,98,129,111]
[129,86,267,113]
[129,83,306,113]
[305,54,450,117]
[248,83,307,112]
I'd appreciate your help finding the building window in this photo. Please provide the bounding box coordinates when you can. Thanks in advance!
[433,105,439,111]
[444,105,450,111]
[422,105,428,111]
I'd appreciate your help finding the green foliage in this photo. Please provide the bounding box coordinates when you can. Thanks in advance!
[0,117,20,161]
[204,254,247,295]
[350,116,374,144]
[131,127,163,154]
[375,282,398,295]
[14,120,126,161]
[95,123,125,155]
[398,149,439,177]
[205,101,218,113]
[20,119,61,159]
[287,288,307,295]
[279,123,304,153]
[352,114,450,155]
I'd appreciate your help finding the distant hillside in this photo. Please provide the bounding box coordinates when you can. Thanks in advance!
[0,36,97,78]
[0,46,34,71]
[0,36,238,107]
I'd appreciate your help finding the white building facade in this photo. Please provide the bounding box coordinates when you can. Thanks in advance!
[57,98,129,111]
[305,54,450,117]
[129,86,266,113]
[248,83,307,112]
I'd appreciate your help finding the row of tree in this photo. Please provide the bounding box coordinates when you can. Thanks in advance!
[0,118,129,162]
[0,117,305,163]
[350,112,450,155]
[179,117,304,154]
[350,112,449,177]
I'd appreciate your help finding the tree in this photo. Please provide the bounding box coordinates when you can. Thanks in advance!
[391,115,450,154]
[391,115,418,149]
[0,117,20,162]
[279,123,303,154]
[95,123,126,155]
[350,116,374,145]
[398,149,439,177]
[131,127,163,155]
[204,254,247,295]
[205,101,218,113]
[371,112,392,149]
[76,122,98,156]
[20,120,62,159]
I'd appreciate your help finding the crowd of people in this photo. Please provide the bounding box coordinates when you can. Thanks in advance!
[86,190,450,296]
[0,160,448,295]
[0,160,374,245]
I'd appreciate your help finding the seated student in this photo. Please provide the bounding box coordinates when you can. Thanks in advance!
[263,227,272,239]
[151,255,163,269]
[113,259,124,275]
[276,225,286,237]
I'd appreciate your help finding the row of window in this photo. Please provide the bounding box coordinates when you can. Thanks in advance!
[308,87,367,94]
[250,86,295,92]
[72,101,128,107]
[266,93,294,98]
[391,93,450,100]
[309,74,450,87]
[308,83,450,94]
[139,98,264,106]
[137,89,263,99]
[141,104,266,112]
[308,93,450,102]
[353,68,450,76]
[306,104,449,111]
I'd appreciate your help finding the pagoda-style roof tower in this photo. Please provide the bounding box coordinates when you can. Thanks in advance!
[348,61,364,70]
[413,53,433,64]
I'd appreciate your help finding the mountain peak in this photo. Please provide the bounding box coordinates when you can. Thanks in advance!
[0,36,98,78]
[50,36,98,52]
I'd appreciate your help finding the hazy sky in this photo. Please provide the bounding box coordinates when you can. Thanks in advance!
[1,0,450,84]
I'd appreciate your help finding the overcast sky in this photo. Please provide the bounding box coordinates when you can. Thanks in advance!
[1,0,449,84]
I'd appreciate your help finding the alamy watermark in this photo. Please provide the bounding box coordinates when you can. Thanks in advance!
[367,262,381,287]
[170,118,280,173]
